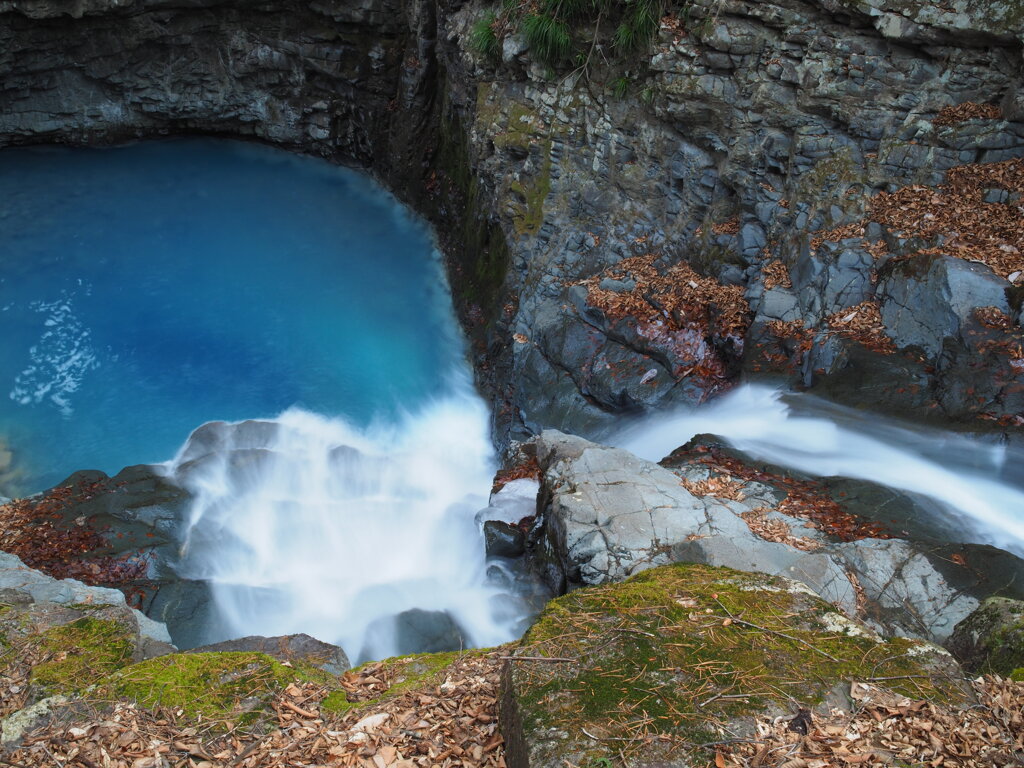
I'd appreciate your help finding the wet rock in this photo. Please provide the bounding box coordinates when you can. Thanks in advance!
[190,633,350,676]
[532,430,979,642]
[483,520,525,558]
[360,609,468,660]
[947,597,1024,675]
[879,254,1010,356]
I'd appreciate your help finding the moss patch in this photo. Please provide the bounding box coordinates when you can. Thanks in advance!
[103,652,299,722]
[504,564,967,764]
[321,651,466,714]
[29,617,135,697]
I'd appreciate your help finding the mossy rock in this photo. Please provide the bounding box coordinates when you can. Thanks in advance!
[0,601,151,707]
[321,650,468,714]
[100,651,308,724]
[947,597,1024,676]
[501,563,969,768]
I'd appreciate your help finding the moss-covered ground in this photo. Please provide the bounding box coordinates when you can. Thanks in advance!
[320,650,465,714]
[506,563,968,762]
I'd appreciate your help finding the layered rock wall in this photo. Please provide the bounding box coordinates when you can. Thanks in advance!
[2,0,1022,441]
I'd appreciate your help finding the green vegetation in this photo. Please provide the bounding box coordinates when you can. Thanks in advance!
[105,652,299,722]
[469,11,500,58]
[473,0,666,66]
[29,617,135,697]
[507,563,968,756]
[321,651,465,714]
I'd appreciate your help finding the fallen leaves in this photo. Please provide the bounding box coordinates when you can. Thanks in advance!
[824,301,895,354]
[574,253,751,394]
[681,475,747,501]
[762,260,793,290]
[6,653,507,768]
[730,676,1024,768]
[871,157,1024,279]
[933,102,1002,127]
[0,480,147,586]
[741,507,820,552]
[490,455,541,495]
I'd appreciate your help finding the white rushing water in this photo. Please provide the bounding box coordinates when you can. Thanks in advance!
[168,373,526,662]
[614,383,1024,558]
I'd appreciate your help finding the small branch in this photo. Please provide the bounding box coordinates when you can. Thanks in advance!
[499,655,576,663]
[698,693,751,709]
[696,738,766,749]
[280,699,318,719]
[612,627,656,638]
[863,675,935,682]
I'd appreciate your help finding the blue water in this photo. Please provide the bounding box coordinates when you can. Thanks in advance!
[0,139,465,494]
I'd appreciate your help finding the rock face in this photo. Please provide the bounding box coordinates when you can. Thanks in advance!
[1,0,1022,440]
[948,597,1024,675]
[530,430,986,643]
[500,562,969,768]
[189,633,351,676]
[0,550,172,648]
[0,551,175,744]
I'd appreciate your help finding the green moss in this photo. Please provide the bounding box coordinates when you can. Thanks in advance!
[509,564,966,755]
[104,652,297,722]
[1011,668,1024,682]
[433,85,511,321]
[321,651,465,714]
[510,139,553,237]
[29,617,135,697]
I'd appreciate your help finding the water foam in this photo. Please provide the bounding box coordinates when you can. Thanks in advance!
[614,384,1024,557]
[169,373,524,662]
[9,294,99,416]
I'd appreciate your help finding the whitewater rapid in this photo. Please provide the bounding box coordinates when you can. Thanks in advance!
[614,384,1024,558]
[168,374,526,662]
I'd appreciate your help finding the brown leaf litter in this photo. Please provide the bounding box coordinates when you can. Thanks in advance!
[762,260,793,290]
[870,156,1024,279]
[575,253,750,391]
[740,507,821,552]
[0,480,147,587]
[823,301,895,355]
[730,676,1024,768]
[671,445,892,543]
[932,101,1003,127]
[5,653,506,768]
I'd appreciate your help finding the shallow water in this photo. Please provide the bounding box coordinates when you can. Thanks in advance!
[0,139,527,660]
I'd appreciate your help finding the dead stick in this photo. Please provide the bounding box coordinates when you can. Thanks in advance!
[498,656,576,662]
[280,699,318,719]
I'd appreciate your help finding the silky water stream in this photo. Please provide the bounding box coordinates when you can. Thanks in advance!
[4,139,1024,663]
[0,138,530,661]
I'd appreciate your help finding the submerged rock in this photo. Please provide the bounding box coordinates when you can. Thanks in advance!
[948,597,1024,676]
[500,563,969,768]
[483,520,525,558]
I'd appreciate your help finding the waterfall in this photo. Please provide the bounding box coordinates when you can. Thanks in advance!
[614,384,1024,558]
[168,373,524,662]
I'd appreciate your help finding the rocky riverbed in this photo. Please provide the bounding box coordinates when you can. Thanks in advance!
[3,0,1024,764]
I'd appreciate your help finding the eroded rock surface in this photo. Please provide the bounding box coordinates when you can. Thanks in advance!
[530,430,986,642]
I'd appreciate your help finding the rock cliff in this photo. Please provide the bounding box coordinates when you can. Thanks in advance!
[1,0,1022,441]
